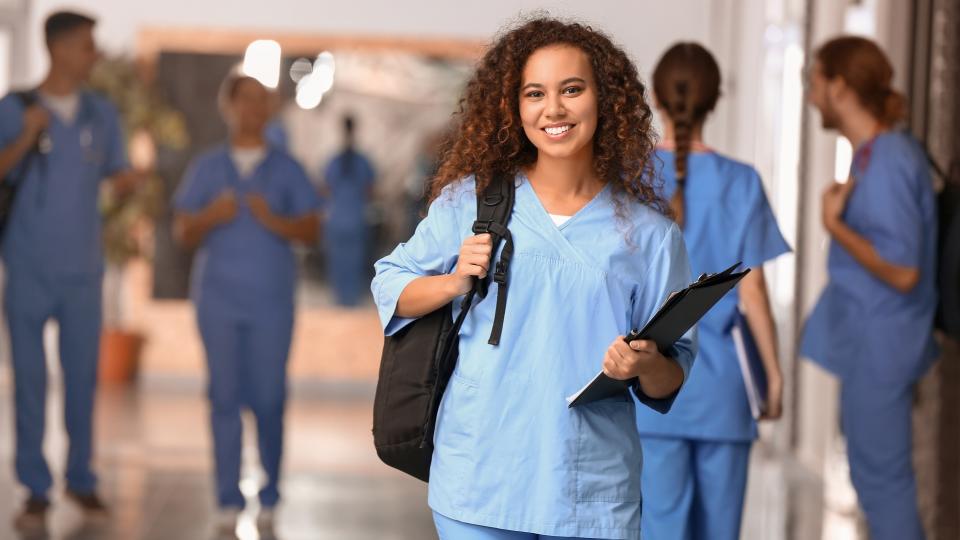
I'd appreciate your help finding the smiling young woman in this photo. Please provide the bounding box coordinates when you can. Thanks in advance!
[372,17,696,540]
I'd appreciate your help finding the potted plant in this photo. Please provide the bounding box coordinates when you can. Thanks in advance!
[89,56,188,384]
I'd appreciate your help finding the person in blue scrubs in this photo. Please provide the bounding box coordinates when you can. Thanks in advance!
[0,11,141,528]
[173,71,320,533]
[322,115,375,307]
[372,19,696,540]
[801,36,936,540]
[633,43,791,540]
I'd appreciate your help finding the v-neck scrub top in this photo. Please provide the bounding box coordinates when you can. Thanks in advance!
[372,174,697,540]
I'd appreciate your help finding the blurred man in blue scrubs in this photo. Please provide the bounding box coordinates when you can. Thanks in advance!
[802,36,937,540]
[0,11,141,529]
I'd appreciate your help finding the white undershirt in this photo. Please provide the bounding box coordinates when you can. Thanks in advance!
[549,213,572,227]
[231,146,267,179]
[40,92,80,124]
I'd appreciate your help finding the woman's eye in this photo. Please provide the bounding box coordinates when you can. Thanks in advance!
[525,90,544,98]
[562,86,583,95]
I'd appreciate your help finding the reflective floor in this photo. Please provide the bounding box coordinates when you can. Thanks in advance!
[0,376,833,540]
[0,379,437,540]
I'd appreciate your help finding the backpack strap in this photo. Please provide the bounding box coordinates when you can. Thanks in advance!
[471,174,516,346]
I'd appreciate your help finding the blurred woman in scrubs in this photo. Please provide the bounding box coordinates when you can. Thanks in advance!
[373,18,695,540]
[801,36,936,540]
[173,70,320,532]
[634,43,790,540]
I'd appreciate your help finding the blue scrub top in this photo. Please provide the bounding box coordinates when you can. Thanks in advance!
[372,174,696,540]
[323,149,374,230]
[0,90,128,277]
[174,145,320,313]
[801,131,938,384]
[635,150,790,441]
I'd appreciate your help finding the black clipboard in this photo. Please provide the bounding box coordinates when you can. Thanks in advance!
[566,262,750,408]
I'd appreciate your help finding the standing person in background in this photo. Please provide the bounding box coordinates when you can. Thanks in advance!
[322,114,375,307]
[173,70,320,534]
[0,11,141,529]
[634,42,790,540]
[373,18,695,540]
[801,36,937,540]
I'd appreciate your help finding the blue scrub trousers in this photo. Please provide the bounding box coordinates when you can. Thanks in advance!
[325,224,369,307]
[197,298,293,509]
[433,512,606,539]
[4,269,102,499]
[841,376,924,540]
[639,437,751,540]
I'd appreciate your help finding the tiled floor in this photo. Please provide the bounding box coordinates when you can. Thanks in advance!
[0,375,831,540]
[0,380,437,540]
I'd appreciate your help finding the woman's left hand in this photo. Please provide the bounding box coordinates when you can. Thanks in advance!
[603,337,665,380]
[247,194,275,227]
[821,177,855,233]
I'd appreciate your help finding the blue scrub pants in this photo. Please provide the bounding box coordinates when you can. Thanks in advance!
[197,299,293,509]
[639,437,751,540]
[4,269,102,499]
[433,512,605,539]
[325,224,369,307]
[841,376,924,540]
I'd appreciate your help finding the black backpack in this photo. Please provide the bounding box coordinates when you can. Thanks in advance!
[0,90,41,245]
[935,156,960,341]
[373,175,515,482]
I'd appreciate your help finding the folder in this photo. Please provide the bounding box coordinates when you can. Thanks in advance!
[566,262,750,408]
[731,309,768,419]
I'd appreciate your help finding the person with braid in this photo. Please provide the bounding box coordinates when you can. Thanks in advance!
[801,36,936,540]
[633,43,790,540]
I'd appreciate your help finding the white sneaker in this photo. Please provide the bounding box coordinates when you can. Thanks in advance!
[216,507,241,534]
[257,507,275,530]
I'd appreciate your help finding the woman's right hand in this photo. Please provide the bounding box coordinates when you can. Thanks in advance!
[760,372,784,421]
[449,233,493,295]
[206,190,238,225]
[21,105,50,141]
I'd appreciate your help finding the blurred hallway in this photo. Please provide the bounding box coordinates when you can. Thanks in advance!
[0,296,827,540]
[0,377,436,540]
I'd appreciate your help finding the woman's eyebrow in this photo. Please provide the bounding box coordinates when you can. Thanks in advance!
[520,77,587,91]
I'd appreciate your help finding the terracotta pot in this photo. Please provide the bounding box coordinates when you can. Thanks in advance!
[99,328,145,384]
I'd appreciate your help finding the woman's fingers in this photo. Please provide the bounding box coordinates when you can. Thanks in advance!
[465,233,493,246]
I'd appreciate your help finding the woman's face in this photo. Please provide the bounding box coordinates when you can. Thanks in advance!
[229,78,271,135]
[519,45,599,161]
[807,61,842,130]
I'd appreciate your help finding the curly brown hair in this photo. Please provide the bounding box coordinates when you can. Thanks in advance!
[429,17,665,214]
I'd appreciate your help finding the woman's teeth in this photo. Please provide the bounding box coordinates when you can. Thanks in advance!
[544,125,572,136]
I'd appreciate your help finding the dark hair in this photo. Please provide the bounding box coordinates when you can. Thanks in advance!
[430,17,664,216]
[652,42,721,228]
[216,70,263,115]
[343,114,355,136]
[815,36,906,127]
[44,11,95,46]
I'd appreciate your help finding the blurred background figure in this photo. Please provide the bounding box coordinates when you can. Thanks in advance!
[322,114,375,307]
[173,69,320,535]
[403,129,445,237]
[0,10,140,531]
[635,42,790,540]
[801,36,937,540]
